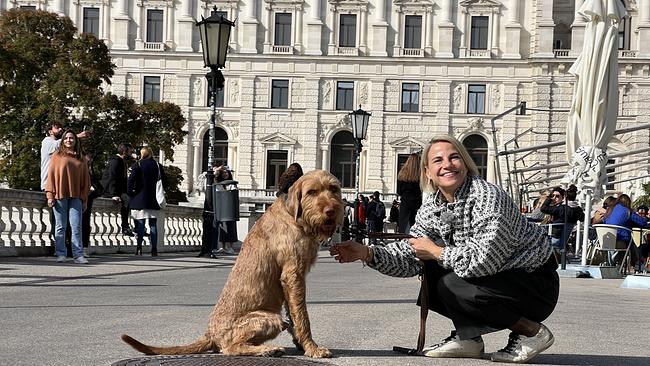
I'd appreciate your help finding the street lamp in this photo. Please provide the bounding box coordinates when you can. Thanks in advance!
[348,105,371,242]
[196,7,234,256]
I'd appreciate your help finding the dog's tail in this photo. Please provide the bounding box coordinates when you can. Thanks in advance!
[121,334,214,355]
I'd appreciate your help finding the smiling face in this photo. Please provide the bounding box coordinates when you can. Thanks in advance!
[62,132,76,150]
[424,141,467,201]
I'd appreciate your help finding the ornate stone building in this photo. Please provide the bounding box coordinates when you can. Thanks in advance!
[2,0,649,202]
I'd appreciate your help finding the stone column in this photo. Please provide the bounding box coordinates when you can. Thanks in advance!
[490,9,500,54]
[304,78,320,168]
[112,0,131,50]
[639,1,650,57]
[263,4,272,53]
[359,10,367,53]
[370,0,388,56]
[176,0,194,52]
[240,0,259,53]
[424,9,432,55]
[237,76,255,187]
[134,2,145,50]
[165,3,174,47]
[458,8,467,57]
[192,141,202,193]
[102,3,111,41]
[571,0,586,57]
[535,0,555,58]
[305,0,323,55]
[295,6,303,52]
[51,0,64,15]
[437,0,454,58]
[327,6,337,54]
[366,79,386,190]
[503,0,521,59]
[392,8,402,56]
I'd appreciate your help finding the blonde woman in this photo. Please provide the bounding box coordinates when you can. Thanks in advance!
[127,146,166,256]
[331,135,558,364]
[46,130,90,264]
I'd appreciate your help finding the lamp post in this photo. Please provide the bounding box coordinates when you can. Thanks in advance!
[196,7,234,256]
[348,105,371,242]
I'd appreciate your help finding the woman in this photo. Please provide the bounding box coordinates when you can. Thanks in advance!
[214,165,238,255]
[276,162,303,196]
[331,135,558,364]
[127,146,165,256]
[602,194,646,269]
[397,152,422,234]
[46,130,90,264]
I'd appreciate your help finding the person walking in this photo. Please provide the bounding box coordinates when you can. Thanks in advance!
[101,143,135,237]
[331,135,558,364]
[45,130,90,264]
[397,153,422,234]
[127,146,166,256]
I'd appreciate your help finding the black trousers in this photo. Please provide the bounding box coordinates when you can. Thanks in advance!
[421,256,560,340]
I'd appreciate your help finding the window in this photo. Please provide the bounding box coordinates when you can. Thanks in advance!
[20,5,36,10]
[146,9,164,43]
[467,85,485,114]
[82,8,100,36]
[143,76,161,103]
[202,128,229,173]
[330,131,356,188]
[470,16,489,50]
[207,82,225,108]
[336,81,354,110]
[401,83,420,112]
[271,80,289,109]
[606,159,615,190]
[339,14,357,47]
[463,134,488,179]
[618,16,630,50]
[274,13,292,46]
[404,15,422,49]
[266,150,288,189]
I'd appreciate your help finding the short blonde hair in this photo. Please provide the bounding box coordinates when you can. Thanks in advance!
[419,135,479,193]
[140,146,153,160]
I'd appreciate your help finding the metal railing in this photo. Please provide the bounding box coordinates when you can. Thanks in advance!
[553,49,570,57]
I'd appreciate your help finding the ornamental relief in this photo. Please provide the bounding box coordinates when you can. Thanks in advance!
[192,77,203,107]
[328,0,369,13]
[393,0,433,13]
[138,0,174,8]
[491,84,501,111]
[460,0,502,14]
[320,80,332,109]
[229,79,239,105]
[263,0,305,11]
[452,83,463,113]
[201,0,239,11]
[357,82,368,107]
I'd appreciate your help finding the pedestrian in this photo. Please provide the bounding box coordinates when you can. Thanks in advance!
[397,153,422,234]
[366,191,386,236]
[330,135,558,363]
[101,143,136,237]
[389,199,400,233]
[214,165,238,255]
[82,150,103,256]
[45,130,90,264]
[127,146,166,256]
[540,185,584,250]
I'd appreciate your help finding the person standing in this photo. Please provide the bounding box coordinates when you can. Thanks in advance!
[127,146,166,256]
[366,191,386,235]
[82,150,102,257]
[214,165,238,255]
[45,130,90,264]
[331,135,558,363]
[101,143,135,237]
[397,153,423,234]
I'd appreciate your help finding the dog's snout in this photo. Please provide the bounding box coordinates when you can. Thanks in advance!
[324,206,335,217]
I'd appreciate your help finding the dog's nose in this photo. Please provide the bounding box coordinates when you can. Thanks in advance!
[324,206,335,217]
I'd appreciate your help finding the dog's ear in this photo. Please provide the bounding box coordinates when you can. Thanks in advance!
[286,178,302,221]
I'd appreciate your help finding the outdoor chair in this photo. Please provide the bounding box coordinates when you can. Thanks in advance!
[590,224,634,275]
[542,223,575,264]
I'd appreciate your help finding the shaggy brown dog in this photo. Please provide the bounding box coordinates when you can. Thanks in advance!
[121,170,344,358]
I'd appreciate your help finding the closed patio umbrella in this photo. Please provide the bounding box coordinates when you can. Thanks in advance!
[563,0,627,265]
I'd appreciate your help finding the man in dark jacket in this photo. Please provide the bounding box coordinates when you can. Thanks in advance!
[540,185,584,249]
[101,143,135,236]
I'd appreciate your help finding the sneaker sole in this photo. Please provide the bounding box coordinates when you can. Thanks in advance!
[424,348,484,359]
[491,336,554,363]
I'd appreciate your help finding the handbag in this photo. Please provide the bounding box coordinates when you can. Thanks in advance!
[155,163,166,209]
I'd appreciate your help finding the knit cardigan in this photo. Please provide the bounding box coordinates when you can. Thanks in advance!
[45,152,90,207]
[369,175,552,278]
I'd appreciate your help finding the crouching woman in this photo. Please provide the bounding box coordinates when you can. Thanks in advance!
[331,135,559,364]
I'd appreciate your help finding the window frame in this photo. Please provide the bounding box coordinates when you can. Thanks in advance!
[404,15,423,49]
[271,79,290,109]
[336,81,355,111]
[467,84,486,114]
[146,9,164,43]
[82,7,100,36]
[470,16,489,50]
[266,150,289,190]
[274,12,292,46]
[401,82,420,113]
[338,14,357,48]
[143,75,161,103]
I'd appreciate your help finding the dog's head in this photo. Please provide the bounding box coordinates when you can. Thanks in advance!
[286,170,344,240]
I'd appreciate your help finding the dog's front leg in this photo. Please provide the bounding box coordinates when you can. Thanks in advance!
[280,266,331,358]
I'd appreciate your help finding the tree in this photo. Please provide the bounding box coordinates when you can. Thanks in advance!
[0,9,113,189]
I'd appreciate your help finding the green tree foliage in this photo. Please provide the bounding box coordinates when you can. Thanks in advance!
[0,10,189,204]
[632,182,650,208]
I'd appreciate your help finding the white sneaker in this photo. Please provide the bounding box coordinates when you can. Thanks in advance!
[490,324,554,363]
[224,247,235,255]
[74,256,89,264]
[422,331,484,358]
[56,256,66,263]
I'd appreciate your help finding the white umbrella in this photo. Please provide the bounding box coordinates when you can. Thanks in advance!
[562,0,627,265]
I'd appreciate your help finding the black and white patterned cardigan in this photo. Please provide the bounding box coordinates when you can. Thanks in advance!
[369,175,552,278]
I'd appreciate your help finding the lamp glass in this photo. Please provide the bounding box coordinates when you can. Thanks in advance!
[350,107,371,140]
[197,12,234,69]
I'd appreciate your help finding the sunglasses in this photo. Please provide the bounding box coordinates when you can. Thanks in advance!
[551,194,563,199]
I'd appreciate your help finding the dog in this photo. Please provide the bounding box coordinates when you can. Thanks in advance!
[121,170,344,358]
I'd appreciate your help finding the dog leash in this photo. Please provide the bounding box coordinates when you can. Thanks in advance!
[366,233,428,356]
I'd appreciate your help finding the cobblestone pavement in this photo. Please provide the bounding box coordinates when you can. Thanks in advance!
[1,252,649,366]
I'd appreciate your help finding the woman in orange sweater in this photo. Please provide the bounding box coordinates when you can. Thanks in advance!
[46,130,90,264]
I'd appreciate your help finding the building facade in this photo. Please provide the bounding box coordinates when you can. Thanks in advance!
[2,0,649,203]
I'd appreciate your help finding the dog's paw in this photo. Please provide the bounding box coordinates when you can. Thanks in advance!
[304,346,332,358]
[262,347,285,357]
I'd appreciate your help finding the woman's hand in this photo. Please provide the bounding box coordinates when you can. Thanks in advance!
[329,240,368,263]
[47,199,54,208]
[408,236,442,261]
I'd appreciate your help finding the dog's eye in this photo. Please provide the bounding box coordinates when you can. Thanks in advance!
[306,189,317,196]
[329,186,340,194]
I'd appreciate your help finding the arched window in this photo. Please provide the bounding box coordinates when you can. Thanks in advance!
[202,127,229,173]
[463,134,488,179]
[330,131,356,188]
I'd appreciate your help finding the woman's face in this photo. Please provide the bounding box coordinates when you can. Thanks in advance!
[62,132,76,150]
[425,141,467,196]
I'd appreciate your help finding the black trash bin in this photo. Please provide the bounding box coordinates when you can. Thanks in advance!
[212,180,240,223]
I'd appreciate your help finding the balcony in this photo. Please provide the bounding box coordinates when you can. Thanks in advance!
[143,42,166,51]
[619,49,637,58]
[401,48,424,57]
[335,46,359,56]
[554,49,570,58]
[271,45,294,54]
[466,49,491,58]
